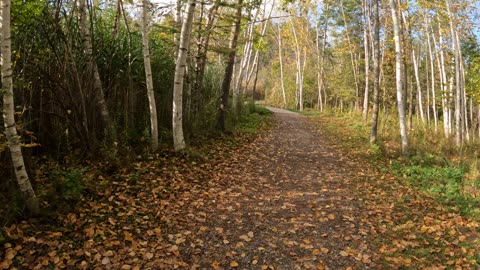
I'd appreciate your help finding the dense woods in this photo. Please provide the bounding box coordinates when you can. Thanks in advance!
[0,0,269,216]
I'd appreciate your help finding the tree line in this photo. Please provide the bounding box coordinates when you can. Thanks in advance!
[0,0,269,214]
[261,0,480,156]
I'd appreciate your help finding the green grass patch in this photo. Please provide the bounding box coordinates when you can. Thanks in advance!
[233,105,272,134]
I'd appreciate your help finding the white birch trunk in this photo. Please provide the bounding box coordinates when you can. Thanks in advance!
[172,0,196,151]
[290,19,303,111]
[78,0,111,132]
[141,0,158,151]
[446,0,462,146]
[362,0,370,120]
[1,0,39,213]
[340,1,360,111]
[276,24,287,107]
[424,14,438,132]
[389,0,408,156]
[412,47,425,123]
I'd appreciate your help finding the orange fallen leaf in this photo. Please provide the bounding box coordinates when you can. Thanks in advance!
[230,261,239,267]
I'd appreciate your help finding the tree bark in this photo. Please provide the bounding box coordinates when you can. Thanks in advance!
[290,18,303,111]
[194,0,221,115]
[173,0,196,151]
[389,0,408,156]
[216,0,243,131]
[340,0,360,111]
[141,0,158,151]
[446,0,462,146]
[362,0,370,120]
[423,11,438,132]
[1,0,39,213]
[276,24,287,107]
[78,0,111,137]
[370,0,380,143]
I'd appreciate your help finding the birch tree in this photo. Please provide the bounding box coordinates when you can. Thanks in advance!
[389,0,408,156]
[362,0,371,120]
[141,0,158,151]
[275,23,287,106]
[1,0,39,213]
[217,0,243,131]
[78,0,111,136]
[370,0,380,143]
[173,0,196,151]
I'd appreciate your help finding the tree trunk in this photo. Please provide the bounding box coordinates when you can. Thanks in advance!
[370,0,380,143]
[173,0,196,151]
[340,1,360,111]
[316,2,329,112]
[276,24,287,107]
[141,0,158,151]
[389,0,408,156]
[194,0,221,115]
[290,19,303,111]
[362,0,370,120]
[78,0,111,137]
[446,0,462,146]
[216,0,243,131]
[412,47,425,123]
[1,0,39,213]
[423,12,438,132]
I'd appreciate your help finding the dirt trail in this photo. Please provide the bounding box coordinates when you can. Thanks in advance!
[187,108,374,269]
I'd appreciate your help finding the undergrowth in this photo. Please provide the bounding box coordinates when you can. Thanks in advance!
[0,104,272,235]
[306,109,480,221]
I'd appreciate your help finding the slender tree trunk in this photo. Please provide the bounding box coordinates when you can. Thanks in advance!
[389,0,408,156]
[446,0,462,146]
[412,47,425,123]
[423,13,438,132]
[1,0,39,213]
[78,0,111,136]
[276,24,287,107]
[290,19,303,111]
[216,0,242,131]
[316,2,329,112]
[245,3,274,93]
[174,0,183,51]
[340,0,360,111]
[194,0,221,115]
[173,0,196,151]
[362,0,370,120]
[370,0,380,143]
[141,0,158,151]
[234,8,256,103]
[436,29,450,137]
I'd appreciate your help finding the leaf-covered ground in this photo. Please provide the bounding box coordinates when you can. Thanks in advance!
[1,108,480,269]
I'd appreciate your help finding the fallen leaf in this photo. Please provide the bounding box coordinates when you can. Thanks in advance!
[101,257,110,265]
[144,252,154,260]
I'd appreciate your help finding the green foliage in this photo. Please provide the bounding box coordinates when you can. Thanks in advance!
[49,167,87,202]
[232,104,272,134]
[392,161,480,218]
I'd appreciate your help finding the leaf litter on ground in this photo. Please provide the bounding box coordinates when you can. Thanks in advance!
[1,109,479,269]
